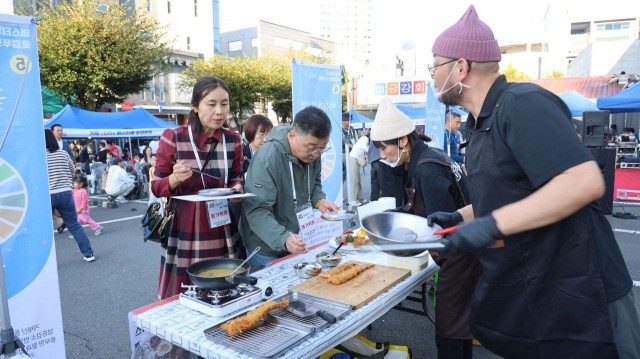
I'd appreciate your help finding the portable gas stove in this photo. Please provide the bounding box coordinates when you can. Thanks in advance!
[179,280,274,317]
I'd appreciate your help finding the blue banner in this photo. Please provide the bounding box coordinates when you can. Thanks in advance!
[291,60,343,204]
[0,14,66,356]
[424,84,446,149]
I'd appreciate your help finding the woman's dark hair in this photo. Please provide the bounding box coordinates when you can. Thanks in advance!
[72,173,88,188]
[373,130,430,149]
[244,114,273,143]
[142,146,152,161]
[187,76,231,134]
[292,106,332,139]
[44,129,60,153]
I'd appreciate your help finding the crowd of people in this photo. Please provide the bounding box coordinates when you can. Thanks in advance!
[44,6,640,358]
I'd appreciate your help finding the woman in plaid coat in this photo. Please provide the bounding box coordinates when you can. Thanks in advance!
[152,76,244,299]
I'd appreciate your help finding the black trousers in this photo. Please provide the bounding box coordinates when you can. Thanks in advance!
[436,334,473,359]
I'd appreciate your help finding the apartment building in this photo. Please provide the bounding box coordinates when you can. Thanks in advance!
[499,5,639,79]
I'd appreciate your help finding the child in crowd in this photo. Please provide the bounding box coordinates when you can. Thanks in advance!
[125,165,139,200]
[71,173,103,236]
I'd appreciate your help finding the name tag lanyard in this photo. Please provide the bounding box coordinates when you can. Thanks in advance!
[289,162,310,207]
[188,125,227,188]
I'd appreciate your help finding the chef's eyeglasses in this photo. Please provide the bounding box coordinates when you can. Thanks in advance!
[428,59,457,77]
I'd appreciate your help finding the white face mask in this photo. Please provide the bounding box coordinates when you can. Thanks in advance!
[380,139,407,168]
[435,62,470,97]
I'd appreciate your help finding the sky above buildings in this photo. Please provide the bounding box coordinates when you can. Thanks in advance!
[219,0,636,48]
[219,0,637,76]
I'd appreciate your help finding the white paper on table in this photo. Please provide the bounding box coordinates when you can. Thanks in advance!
[356,197,395,220]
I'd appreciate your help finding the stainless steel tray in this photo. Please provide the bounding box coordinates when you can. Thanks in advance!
[270,292,353,331]
[203,315,314,359]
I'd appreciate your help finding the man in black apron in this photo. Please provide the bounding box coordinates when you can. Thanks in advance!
[426,5,640,358]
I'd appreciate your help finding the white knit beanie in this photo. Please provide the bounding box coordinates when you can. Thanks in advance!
[370,97,415,141]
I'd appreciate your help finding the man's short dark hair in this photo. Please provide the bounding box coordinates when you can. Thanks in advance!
[610,124,617,130]
[50,124,62,131]
[342,112,350,122]
[293,106,332,139]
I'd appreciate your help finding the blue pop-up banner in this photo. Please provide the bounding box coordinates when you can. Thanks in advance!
[291,60,343,205]
[424,84,447,149]
[0,13,65,356]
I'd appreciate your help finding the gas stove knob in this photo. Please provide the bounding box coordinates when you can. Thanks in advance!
[256,280,274,299]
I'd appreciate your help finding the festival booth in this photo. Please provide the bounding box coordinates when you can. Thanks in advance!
[558,91,597,117]
[43,104,178,138]
[44,105,178,196]
[346,109,374,129]
[597,85,640,201]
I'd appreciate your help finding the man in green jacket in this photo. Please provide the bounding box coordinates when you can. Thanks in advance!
[240,106,339,268]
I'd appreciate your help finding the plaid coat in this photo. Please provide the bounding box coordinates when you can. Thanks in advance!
[152,124,243,299]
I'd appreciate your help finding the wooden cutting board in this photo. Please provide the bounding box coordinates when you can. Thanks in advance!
[289,261,410,309]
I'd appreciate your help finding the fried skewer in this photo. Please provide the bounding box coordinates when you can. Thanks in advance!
[319,262,359,278]
[219,299,289,336]
[327,263,374,285]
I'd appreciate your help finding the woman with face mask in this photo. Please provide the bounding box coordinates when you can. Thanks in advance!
[371,97,482,359]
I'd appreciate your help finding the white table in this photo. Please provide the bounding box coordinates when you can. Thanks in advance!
[129,243,438,359]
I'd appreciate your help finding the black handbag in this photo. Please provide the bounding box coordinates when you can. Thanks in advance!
[141,198,172,245]
[141,135,217,245]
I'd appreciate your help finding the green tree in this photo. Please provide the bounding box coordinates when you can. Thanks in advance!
[18,1,172,110]
[180,48,338,130]
[502,63,530,81]
[181,55,265,128]
[547,70,565,79]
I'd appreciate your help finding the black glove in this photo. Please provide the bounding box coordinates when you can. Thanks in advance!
[427,211,463,229]
[444,215,502,253]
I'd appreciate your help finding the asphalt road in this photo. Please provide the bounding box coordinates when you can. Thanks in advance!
[54,167,640,358]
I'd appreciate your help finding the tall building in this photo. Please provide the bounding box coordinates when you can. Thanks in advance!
[122,0,217,58]
[315,0,373,77]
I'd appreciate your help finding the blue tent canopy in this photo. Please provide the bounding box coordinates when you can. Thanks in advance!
[557,91,597,117]
[43,105,178,138]
[597,83,640,113]
[397,104,469,120]
[347,109,374,129]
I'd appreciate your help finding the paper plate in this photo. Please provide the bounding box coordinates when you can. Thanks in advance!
[321,210,356,221]
[198,188,236,196]
[328,236,359,251]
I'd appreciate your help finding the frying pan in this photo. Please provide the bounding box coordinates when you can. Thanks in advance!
[186,258,257,290]
[361,212,457,257]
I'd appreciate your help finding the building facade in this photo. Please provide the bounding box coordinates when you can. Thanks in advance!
[220,20,334,59]
[315,0,373,77]
[498,5,640,79]
[117,0,221,118]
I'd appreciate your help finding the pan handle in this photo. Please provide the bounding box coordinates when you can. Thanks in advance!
[316,310,337,324]
[226,274,258,286]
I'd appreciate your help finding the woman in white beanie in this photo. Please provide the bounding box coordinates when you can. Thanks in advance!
[371,97,481,359]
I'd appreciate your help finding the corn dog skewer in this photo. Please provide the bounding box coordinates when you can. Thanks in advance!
[219,299,289,336]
